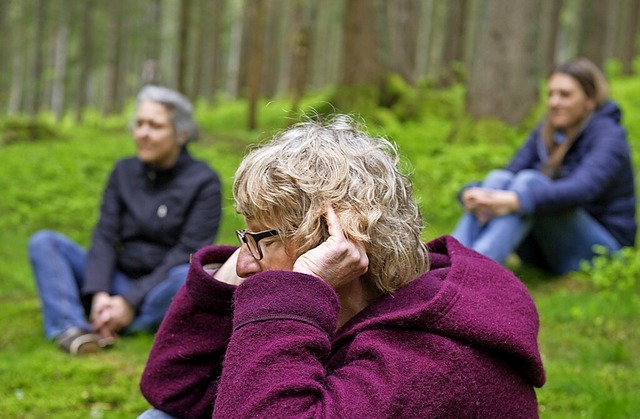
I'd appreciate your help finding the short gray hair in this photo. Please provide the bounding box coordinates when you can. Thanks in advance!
[136,85,198,141]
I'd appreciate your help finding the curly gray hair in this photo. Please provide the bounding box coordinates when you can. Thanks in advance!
[233,115,428,293]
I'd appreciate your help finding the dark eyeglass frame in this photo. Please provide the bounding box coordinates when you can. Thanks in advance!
[236,229,280,260]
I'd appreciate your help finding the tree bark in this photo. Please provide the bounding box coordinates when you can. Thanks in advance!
[30,0,47,116]
[439,0,468,86]
[310,0,342,87]
[341,0,383,87]
[387,0,422,86]
[465,0,540,125]
[290,1,313,112]
[103,0,124,115]
[192,0,208,100]
[622,0,640,75]
[208,0,227,101]
[226,4,244,98]
[578,0,609,69]
[0,0,9,112]
[247,0,266,130]
[177,0,192,94]
[538,0,563,75]
[262,0,282,98]
[142,0,163,85]
[75,0,94,123]
[51,0,70,121]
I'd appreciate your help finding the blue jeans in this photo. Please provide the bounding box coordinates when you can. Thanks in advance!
[28,230,189,340]
[138,409,177,419]
[452,169,621,274]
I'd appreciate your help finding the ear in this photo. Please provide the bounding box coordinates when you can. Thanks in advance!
[585,98,597,112]
[177,130,189,146]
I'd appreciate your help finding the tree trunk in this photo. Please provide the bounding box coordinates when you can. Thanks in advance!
[290,1,313,112]
[192,0,208,100]
[578,0,609,69]
[75,0,94,123]
[439,0,468,86]
[262,0,282,98]
[622,0,640,75]
[466,0,540,125]
[177,0,192,94]
[30,0,47,116]
[103,0,124,115]
[142,0,163,85]
[247,0,266,130]
[310,0,342,87]
[51,1,70,122]
[208,0,227,101]
[538,0,563,75]
[8,52,24,115]
[226,4,244,98]
[386,0,422,86]
[0,0,9,112]
[341,0,383,86]
[415,0,434,78]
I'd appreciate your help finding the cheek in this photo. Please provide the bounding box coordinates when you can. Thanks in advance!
[264,247,297,271]
[153,131,179,149]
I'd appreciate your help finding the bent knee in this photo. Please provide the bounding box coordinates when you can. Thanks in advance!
[511,169,549,189]
[483,169,515,189]
[28,229,60,253]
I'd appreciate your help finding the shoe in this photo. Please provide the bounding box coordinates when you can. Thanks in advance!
[57,327,105,355]
[98,335,116,349]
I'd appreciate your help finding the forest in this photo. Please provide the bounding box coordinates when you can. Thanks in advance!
[1,0,640,417]
[3,0,640,126]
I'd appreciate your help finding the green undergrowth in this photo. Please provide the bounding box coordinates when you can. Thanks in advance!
[1,78,639,417]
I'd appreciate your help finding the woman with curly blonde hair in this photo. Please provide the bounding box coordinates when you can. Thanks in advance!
[140,115,545,419]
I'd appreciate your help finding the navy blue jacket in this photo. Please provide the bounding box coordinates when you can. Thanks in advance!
[507,101,637,247]
[83,148,222,308]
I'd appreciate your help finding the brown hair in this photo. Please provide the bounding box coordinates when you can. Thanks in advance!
[550,57,609,107]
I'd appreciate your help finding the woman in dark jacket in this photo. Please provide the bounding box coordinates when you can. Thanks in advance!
[28,86,222,355]
[453,58,636,274]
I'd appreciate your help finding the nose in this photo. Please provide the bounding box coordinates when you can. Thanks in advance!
[135,123,150,139]
[548,93,560,108]
[235,244,262,278]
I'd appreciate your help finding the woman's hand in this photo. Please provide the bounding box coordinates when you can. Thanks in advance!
[481,189,521,217]
[90,292,113,336]
[293,206,369,289]
[462,188,520,223]
[213,247,244,285]
[90,292,134,338]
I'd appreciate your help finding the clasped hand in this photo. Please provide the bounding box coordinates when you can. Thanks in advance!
[461,187,520,224]
[90,292,135,339]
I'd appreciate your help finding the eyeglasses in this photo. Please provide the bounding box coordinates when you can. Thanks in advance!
[236,229,280,260]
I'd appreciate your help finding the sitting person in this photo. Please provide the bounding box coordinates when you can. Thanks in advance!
[139,115,545,418]
[453,57,637,274]
[28,86,222,355]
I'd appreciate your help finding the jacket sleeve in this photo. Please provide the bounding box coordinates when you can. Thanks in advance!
[523,121,630,215]
[212,272,414,418]
[84,164,123,295]
[123,170,222,308]
[140,245,236,419]
[505,129,541,174]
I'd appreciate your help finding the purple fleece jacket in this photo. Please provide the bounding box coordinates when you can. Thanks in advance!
[140,236,546,418]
